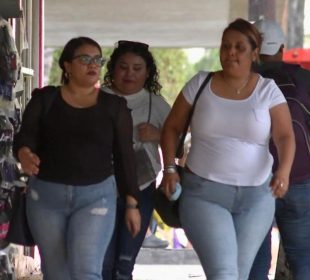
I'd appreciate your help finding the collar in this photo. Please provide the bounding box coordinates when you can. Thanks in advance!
[101,86,148,101]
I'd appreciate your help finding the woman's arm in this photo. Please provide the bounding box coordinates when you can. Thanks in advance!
[113,97,141,236]
[17,146,40,176]
[160,92,192,198]
[137,96,171,143]
[270,103,296,197]
[14,92,44,175]
[125,195,140,237]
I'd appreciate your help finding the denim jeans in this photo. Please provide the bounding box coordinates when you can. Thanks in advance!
[26,176,117,280]
[250,179,310,280]
[102,182,156,280]
[276,179,310,280]
[180,171,275,280]
[248,227,272,280]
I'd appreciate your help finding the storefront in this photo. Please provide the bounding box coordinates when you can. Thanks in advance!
[0,1,43,278]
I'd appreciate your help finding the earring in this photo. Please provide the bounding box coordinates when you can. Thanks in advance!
[65,72,71,79]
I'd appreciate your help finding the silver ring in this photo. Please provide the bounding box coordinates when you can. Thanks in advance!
[280,182,284,188]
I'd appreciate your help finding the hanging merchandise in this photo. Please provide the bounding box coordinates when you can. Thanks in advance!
[0,111,14,159]
[0,109,16,191]
[0,17,21,117]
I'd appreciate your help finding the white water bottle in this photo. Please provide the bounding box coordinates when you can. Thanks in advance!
[169,182,182,201]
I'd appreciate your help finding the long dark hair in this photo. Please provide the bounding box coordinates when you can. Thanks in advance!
[103,41,162,95]
[59,37,102,84]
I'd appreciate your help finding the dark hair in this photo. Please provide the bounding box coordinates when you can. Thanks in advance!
[59,37,102,84]
[103,41,162,95]
[222,18,262,51]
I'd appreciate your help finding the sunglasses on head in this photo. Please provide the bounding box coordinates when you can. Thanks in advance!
[116,40,149,50]
[72,55,106,67]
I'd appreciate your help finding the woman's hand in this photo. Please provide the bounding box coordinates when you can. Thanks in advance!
[17,147,40,176]
[270,170,289,198]
[125,208,141,237]
[138,123,160,142]
[161,172,180,199]
[270,103,295,198]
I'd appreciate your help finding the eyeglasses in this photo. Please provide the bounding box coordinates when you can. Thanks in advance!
[116,40,149,50]
[72,55,106,67]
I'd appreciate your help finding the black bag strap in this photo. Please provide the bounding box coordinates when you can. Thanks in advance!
[176,72,213,158]
[147,91,152,123]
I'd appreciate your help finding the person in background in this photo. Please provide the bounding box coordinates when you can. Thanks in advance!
[249,19,310,280]
[160,18,295,280]
[142,215,169,249]
[13,36,140,280]
[101,40,170,280]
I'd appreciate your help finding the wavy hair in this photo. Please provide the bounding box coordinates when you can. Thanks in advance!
[103,41,162,95]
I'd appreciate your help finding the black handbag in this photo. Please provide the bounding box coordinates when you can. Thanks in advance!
[154,72,213,228]
[5,187,35,246]
[135,92,157,186]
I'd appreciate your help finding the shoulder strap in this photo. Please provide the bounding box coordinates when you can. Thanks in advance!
[176,72,213,158]
[147,91,152,123]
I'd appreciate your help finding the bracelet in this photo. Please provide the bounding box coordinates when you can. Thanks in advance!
[125,203,140,209]
[163,165,177,174]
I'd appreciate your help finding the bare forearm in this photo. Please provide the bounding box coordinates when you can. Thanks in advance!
[160,125,179,166]
[275,134,295,174]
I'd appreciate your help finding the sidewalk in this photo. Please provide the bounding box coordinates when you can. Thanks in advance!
[134,264,205,280]
[19,264,205,280]
[18,230,280,280]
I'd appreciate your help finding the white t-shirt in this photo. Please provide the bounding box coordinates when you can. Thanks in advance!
[183,71,286,186]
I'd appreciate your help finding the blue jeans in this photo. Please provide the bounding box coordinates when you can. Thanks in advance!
[276,179,310,280]
[102,182,156,280]
[27,176,117,280]
[250,179,310,280]
[180,171,275,280]
[248,227,272,280]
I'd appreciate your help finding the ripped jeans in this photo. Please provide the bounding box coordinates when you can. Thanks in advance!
[102,182,156,280]
[26,176,117,280]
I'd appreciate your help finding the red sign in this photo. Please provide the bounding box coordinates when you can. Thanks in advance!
[283,48,310,70]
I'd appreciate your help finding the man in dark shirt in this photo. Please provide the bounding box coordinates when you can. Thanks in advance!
[249,19,310,280]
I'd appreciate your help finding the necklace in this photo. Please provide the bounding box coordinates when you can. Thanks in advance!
[221,73,250,95]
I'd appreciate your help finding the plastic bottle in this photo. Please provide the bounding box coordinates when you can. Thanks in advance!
[169,182,182,201]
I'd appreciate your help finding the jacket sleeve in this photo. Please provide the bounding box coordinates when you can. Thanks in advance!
[13,90,43,159]
[112,97,139,200]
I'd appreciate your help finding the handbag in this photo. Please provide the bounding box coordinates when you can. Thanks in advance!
[5,187,35,246]
[135,92,157,186]
[135,146,156,186]
[154,72,213,228]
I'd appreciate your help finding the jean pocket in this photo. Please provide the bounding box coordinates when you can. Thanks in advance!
[278,188,310,218]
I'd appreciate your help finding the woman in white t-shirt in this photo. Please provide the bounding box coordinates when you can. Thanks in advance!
[160,18,295,280]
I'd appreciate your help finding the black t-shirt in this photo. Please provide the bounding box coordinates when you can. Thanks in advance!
[14,88,138,199]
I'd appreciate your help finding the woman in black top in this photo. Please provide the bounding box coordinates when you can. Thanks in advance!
[13,37,140,280]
